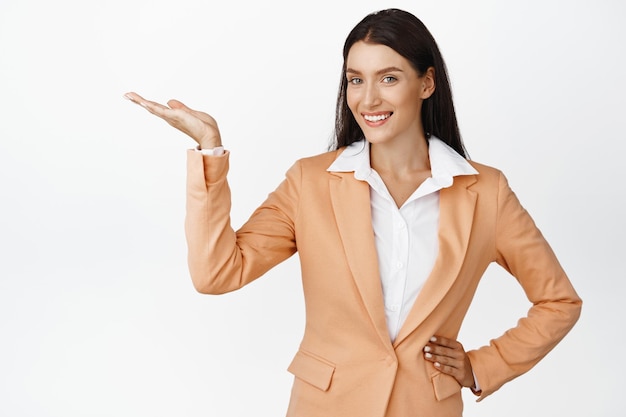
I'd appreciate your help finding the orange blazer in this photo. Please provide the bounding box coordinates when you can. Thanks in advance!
[184,148,581,417]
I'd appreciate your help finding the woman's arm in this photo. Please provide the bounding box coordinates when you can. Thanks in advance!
[185,150,300,294]
[125,92,299,294]
[466,172,582,400]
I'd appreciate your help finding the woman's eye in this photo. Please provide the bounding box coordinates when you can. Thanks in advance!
[382,76,397,83]
[348,77,362,85]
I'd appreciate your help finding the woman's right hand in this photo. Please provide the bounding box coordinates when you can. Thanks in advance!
[124,92,222,149]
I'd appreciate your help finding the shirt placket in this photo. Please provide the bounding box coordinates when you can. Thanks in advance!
[388,205,409,341]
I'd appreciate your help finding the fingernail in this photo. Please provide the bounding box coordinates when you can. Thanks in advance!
[425,352,432,359]
[434,362,441,368]
[424,346,431,352]
[430,336,437,342]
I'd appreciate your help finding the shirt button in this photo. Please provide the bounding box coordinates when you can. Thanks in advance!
[389,305,399,312]
[396,261,404,269]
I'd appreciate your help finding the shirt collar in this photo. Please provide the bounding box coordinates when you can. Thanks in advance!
[327,137,478,187]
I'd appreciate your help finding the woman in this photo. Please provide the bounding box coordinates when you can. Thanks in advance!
[125,8,581,417]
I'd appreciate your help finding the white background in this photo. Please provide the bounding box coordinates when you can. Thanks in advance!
[1,0,624,416]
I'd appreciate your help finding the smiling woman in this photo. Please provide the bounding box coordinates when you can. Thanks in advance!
[125,8,581,417]
[345,43,431,146]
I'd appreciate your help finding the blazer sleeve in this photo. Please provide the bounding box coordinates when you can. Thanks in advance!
[467,171,582,400]
[185,150,300,294]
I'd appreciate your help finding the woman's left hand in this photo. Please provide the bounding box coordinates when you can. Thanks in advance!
[423,335,475,388]
[123,92,222,150]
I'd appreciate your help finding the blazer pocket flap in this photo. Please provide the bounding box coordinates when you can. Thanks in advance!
[287,350,335,392]
[431,372,461,401]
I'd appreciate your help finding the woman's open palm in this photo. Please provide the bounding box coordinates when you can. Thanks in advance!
[124,92,222,149]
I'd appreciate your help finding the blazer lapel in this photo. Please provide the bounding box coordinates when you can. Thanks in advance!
[329,172,393,351]
[394,175,478,347]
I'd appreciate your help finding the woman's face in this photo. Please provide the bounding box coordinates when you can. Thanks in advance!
[345,41,433,146]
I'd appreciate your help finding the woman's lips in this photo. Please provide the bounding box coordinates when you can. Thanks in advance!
[363,112,392,125]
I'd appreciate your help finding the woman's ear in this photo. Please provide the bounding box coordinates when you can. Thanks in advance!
[421,67,436,99]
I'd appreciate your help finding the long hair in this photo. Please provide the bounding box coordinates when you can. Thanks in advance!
[331,8,467,158]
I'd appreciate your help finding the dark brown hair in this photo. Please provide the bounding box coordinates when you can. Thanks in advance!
[331,8,467,158]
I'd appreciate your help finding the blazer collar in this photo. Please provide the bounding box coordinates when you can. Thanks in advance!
[328,171,393,351]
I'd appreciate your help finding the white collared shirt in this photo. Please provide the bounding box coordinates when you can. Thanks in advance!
[327,137,478,342]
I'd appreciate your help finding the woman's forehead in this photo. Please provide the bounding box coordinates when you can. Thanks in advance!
[346,42,410,72]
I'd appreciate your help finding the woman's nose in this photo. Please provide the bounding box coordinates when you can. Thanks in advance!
[363,84,382,107]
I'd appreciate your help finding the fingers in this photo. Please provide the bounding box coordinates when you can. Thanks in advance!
[423,336,463,367]
[124,92,173,117]
[167,99,187,109]
[124,91,157,109]
[423,335,474,387]
[124,92,207,127]
[428,335,462,350]
[123,92,222,148]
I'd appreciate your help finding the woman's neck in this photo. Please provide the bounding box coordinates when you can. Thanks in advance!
[369,134,431,176]
[369,134,432,208]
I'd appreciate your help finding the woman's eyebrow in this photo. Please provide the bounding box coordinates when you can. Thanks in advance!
[346,66,404,75]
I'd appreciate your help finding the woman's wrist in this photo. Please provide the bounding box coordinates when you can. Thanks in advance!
[197,145,225,156]
[198,141,222,150]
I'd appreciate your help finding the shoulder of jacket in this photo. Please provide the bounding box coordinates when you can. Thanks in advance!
[467,160,505,183]
[468,159,500,175]
[294,148,343,170]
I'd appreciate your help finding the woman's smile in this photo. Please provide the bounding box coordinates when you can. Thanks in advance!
[363,112,393,125]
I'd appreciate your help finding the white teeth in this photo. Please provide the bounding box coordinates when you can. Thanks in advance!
[364,114,390,122]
